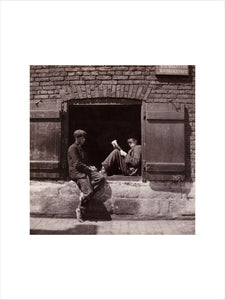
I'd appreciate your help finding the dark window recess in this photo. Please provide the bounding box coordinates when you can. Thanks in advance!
[68,105,141,171]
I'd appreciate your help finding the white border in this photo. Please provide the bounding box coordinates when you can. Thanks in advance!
[1,1,224,299]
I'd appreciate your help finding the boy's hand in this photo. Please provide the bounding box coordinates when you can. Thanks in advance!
[90,166,97,171]
[120,150,127,157]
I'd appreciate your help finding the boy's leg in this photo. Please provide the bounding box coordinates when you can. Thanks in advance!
[89,169,105,191]
[76,177,93,221]
[102,149,128,175]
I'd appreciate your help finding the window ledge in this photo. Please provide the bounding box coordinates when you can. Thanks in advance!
[106,175,142,182]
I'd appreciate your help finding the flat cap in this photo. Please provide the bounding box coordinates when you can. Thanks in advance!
[73,129,87,138]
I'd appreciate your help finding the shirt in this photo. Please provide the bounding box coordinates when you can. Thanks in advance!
[124,145,142,175]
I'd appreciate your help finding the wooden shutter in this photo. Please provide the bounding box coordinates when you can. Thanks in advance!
[142,103,185,181]
[30,110,61,179]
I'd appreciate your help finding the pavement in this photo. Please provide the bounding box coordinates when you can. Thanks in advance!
[30,217,195,235]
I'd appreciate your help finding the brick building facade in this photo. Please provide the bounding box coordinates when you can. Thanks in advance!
[30,65,195,182]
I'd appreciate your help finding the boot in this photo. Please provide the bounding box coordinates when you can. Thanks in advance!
[75,208,84,222]
[99,166,107,177]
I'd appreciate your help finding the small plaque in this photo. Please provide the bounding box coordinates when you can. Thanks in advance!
[156,65,189,75]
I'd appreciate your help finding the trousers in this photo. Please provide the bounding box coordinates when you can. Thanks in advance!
[75,170,104,209]
[102,149,129,175]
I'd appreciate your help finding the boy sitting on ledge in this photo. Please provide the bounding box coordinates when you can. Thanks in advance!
[100,138,142,177]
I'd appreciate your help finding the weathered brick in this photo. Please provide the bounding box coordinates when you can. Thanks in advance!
[162,94,176,99]
[117,80,133,85]
[75,71,83,75]
[120,85,125,98]
[36,72,49,77]
[151,94,163,99]
[65,67,81,72]
[111,66,129,71]
[103,86,108,97]
[131,86,138,98]
[128,66,144,71]
[124,85,129,92]
[154,89,169,94]
[104,70,115,75]
[81,67,96,71]
[97,76,111,80]
[131,80,147,85]
[41,85,55,90]
[31,65,42,69]
[85,85,92,98]
[129,76,145,80]
[98,71,107,75]
[38,90,48,95]
[136,86,143,98]
[145,76,157,80]
[30,87,41,91]
[35,77,49,82]
[34,68,51,73]
[113,75,128,80]
[102,80,117,85]
[114,71,123,75]
[163,85,178,90]
[40,81,54,86]
[177,94,191,99]
[67,76,80,80]
[54,81,66,86]
[34,95,49,99]
[128,85,133,98]
[82,76,95,80]
[49,94,61,99]
[124,71,142,75]
[50,77,64,81]
[51,72,67,77]
[68,80,85,85]
[30,82,39,86]
[116,85,120,98]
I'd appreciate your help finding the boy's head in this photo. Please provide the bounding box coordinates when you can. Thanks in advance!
[127,137,137,148]
[73,129,87,145]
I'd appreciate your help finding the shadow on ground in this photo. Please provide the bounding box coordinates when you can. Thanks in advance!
[30,224,98,235]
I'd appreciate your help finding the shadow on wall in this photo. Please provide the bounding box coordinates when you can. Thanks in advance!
[84,179,112,221]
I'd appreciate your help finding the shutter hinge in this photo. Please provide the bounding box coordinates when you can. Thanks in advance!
[143,111,146,120]
[172,175,185,182]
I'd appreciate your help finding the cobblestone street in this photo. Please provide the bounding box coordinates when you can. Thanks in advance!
[30,217,195,235]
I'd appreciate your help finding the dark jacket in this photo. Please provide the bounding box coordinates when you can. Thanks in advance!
[124,145,142,174]
[67,142,91,179]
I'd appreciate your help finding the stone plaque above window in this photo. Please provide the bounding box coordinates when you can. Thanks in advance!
[156,65,189,75]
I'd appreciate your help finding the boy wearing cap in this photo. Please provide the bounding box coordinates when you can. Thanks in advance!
[67,129,104,222]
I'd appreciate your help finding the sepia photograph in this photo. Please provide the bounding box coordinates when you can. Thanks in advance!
[1,1,224,299]
[30,65,195,235]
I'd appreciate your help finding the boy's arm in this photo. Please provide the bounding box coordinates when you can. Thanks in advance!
[124,146,141,167]
[69,147,91,174]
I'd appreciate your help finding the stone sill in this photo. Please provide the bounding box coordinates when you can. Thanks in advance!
[107,175,142,182]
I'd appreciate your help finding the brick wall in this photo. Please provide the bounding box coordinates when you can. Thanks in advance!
[30,65,195,181]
